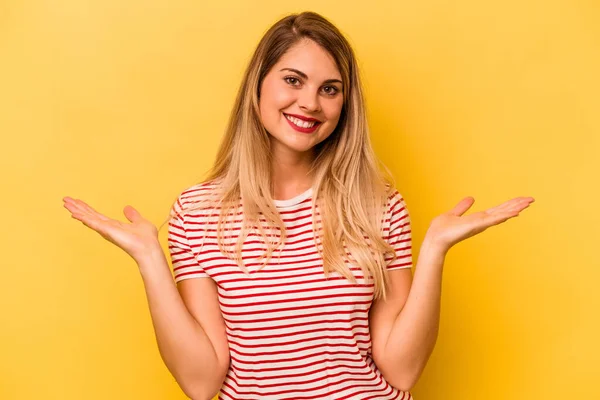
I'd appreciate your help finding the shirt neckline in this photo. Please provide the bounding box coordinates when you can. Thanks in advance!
[273,187,313,208]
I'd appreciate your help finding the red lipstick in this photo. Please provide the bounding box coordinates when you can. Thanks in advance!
[283,113,322,134]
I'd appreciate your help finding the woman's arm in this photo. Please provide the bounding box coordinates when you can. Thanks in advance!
[62,196,227,400]
[373,237,446,391]
[137,249,228,400]
[374,195,534,391]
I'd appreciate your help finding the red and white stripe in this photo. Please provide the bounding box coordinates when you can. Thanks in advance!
[168,182,413,399]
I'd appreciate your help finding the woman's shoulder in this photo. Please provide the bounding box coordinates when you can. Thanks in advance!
[383,181,404,201]
[171,179,223,219]
[180,179,221,201]
[382,182,409,216]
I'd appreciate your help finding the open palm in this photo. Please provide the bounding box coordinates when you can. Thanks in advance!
[427,196,535,252]
[63,196,160,262]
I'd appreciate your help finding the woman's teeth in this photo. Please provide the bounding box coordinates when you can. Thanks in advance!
[285,114,317,128]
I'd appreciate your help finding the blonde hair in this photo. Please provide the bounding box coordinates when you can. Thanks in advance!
[162,11,402,301]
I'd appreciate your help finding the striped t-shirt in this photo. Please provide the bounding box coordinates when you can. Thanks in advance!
[167,182,414,400]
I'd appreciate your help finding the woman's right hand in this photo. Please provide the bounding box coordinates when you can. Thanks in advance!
[62,196,161,263]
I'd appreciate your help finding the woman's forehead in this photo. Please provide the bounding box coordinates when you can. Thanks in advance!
[274,40,342,81]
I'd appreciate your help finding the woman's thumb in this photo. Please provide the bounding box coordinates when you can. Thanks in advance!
[448,196,475,216]
[123,205,142,223]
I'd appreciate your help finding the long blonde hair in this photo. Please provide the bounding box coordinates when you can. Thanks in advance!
[163,11,402,301]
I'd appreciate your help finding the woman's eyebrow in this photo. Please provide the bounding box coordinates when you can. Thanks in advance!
[280,68,343,85]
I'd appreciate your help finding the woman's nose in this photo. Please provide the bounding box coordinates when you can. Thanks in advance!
[298,89,321,113]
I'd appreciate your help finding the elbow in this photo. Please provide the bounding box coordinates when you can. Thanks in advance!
[165,350,229,399]
[174,363,228,400]
[178,377,222,400]
[375,355,423,393]
[387,373,419,392]
[376,337,438,392]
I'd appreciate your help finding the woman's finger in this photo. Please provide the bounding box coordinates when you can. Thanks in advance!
[64,197,85,213]
[64,200,112,234]
[77,214,103,232]
[448,197,475,217]
[63,201,81,216]
[68,200,95,221]
[485,197,522,214]
[123,205,142,223]
[484,202,532,227]
[75,199,110,221]
[492,210,518,224]
[64,197,110,222]
[499,199,532,216]
[487,197,533,215]
[68,207,102,229]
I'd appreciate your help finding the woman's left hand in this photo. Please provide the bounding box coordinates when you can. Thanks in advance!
[425,196,535,253]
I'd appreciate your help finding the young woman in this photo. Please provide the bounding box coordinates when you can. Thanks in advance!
[63,11,534,400]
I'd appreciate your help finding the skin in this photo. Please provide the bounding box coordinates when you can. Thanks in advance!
[258,38,344,200]
[62,37,535,392]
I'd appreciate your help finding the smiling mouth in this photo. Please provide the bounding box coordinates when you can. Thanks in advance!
[283,113,321,133]
[283,113,321,129]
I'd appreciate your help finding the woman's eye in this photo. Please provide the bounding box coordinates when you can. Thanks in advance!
[284,77,339,96]
[323,86,339,95]
[284,77,300,85]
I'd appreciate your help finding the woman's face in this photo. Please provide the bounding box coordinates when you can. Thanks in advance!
[259,39,344,159]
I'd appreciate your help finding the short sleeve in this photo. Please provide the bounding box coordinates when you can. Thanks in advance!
[383,189,413,270]
[167,197,209,282]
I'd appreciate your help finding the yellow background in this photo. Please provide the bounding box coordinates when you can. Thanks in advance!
[1,0,598,399]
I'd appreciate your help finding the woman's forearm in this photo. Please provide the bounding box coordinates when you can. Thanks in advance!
[136,248,224,399]
[380,236,447,391]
